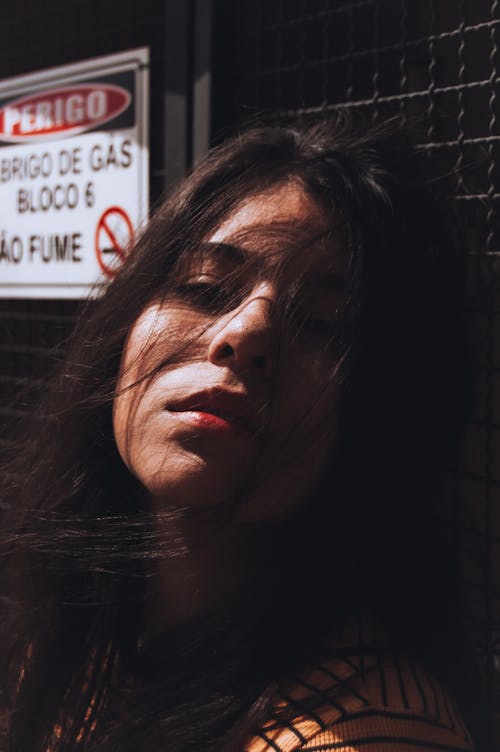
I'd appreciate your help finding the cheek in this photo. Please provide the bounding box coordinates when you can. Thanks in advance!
[112,378,149,473]
[236,430,335,523]
[117,302,210,386]
[112,307,173,472]
[239,369,339,522]
[112,304,210,464]
[274,348,341,438]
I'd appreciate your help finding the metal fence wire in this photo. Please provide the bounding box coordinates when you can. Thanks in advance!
[234,0,500,741]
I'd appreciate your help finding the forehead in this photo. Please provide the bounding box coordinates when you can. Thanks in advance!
[210,181,327,238]
[207,181,345,275]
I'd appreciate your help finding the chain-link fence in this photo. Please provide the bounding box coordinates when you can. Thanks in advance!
[232,0,500,740]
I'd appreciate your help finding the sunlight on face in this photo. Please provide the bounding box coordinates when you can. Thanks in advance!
[113,182,346,521]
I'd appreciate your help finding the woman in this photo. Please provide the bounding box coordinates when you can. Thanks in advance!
[1,118,483,751]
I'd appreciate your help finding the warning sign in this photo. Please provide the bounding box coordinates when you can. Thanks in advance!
[95,206,134,277]
[0,48,149,299]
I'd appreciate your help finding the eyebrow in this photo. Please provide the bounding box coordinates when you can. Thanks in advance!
[315,273,346,293]
[198,241,249,265]
[199,241,346,292]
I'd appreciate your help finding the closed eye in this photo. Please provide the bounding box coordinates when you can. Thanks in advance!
[302,316,337,338]
[304,317,337,337]
[174,280,237,313]
[287,308,340,355]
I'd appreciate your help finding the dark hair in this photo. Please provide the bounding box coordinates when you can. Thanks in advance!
[0,117,476,751]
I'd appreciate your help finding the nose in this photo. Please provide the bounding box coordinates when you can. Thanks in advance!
[207,284,274,376]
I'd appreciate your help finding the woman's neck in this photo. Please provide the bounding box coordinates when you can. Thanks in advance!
[141,509,268,639]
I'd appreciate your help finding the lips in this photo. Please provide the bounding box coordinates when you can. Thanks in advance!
[165,388,263,436]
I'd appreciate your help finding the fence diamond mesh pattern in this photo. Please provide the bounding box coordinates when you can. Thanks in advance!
[235,0,500,739]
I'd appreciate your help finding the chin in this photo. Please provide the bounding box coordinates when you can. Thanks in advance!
[132,423,264,507]
[135,450,247,510]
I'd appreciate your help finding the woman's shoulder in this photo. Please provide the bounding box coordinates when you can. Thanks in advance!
[244,649,474,752]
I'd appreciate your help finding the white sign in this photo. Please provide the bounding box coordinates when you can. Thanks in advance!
[0,48,149,299]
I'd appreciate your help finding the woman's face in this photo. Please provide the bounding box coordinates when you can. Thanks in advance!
[113,181,346,520]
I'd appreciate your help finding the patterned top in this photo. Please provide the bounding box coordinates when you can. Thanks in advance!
[245,651,474,752]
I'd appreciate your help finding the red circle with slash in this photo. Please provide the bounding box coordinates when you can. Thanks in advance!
[95,206,134,278]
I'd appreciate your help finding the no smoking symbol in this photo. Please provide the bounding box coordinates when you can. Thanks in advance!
[95,206,134,278]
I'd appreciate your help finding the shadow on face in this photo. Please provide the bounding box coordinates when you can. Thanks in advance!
[113,181,347,522]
